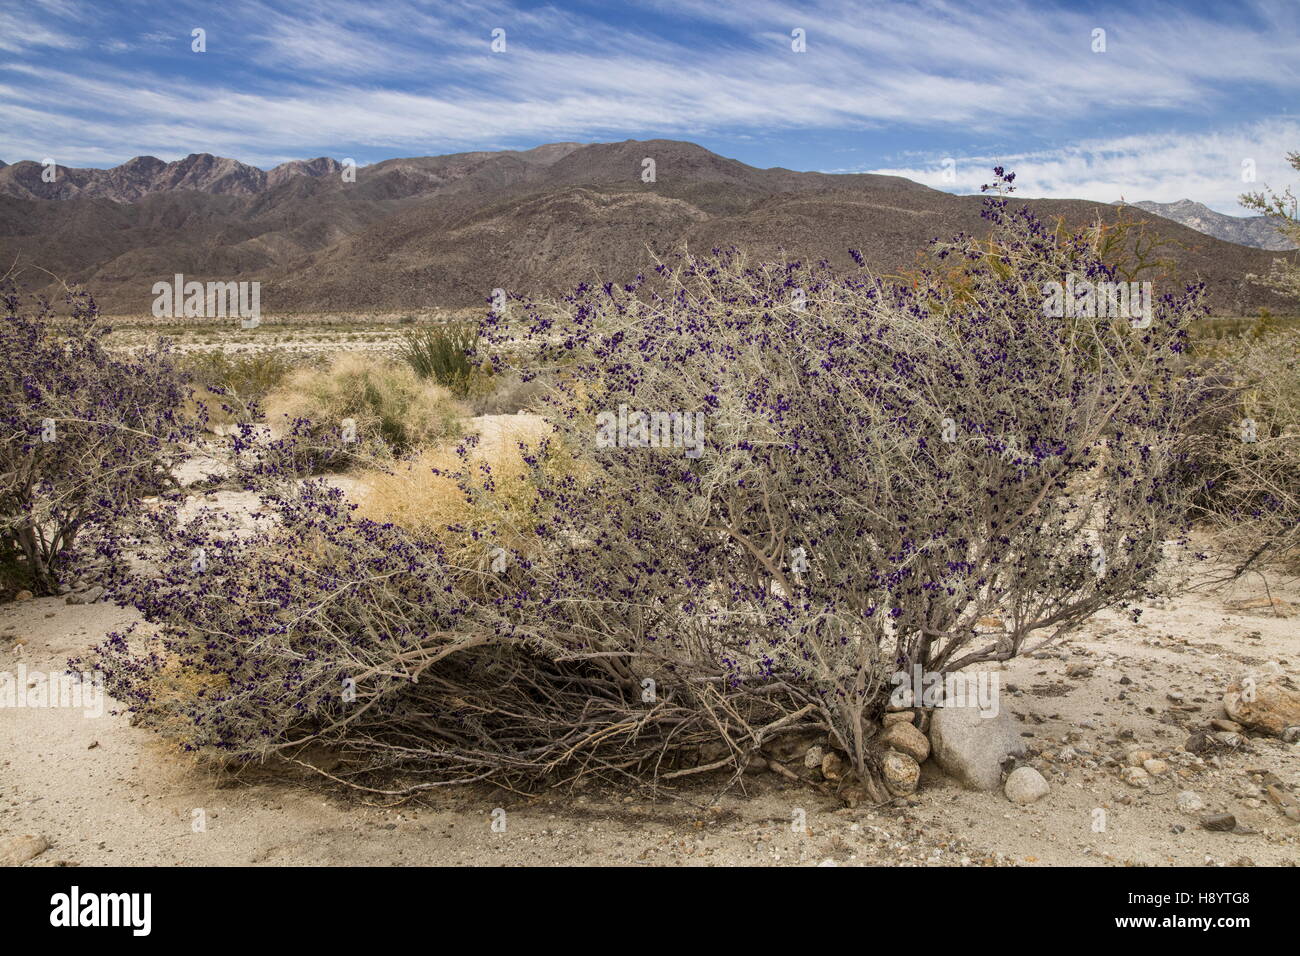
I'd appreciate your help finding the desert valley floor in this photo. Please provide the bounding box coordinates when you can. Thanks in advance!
[2,541,1297,867]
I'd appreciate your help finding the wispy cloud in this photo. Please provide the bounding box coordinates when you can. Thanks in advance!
[0,0,1295,210]
[861,119,1300,213]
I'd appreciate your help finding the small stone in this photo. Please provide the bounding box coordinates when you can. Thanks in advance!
[1224,675,1300,738]
[1004,766,1050,804]
[880,721,930,763]
[1211,718,1243,733]
[66,585,104,606]
[1185,732,1209,754]
[882,711,915,728]
[1142,758,1168,776]
[804,745,826,770]
[1281,726,1300,744]
[1176,791,1205,814]
[14,590,33,602]
[881,750,920,796]
[1200,813,1237,832]
[821,751,845,781]
[0,834,50,866]
[1122,766,1150,788]
[1125,749,1155,767]
[1067,664,1092,678]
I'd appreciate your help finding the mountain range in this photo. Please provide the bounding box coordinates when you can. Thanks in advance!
[1,141,1295,316]
[1117,199,1295,252]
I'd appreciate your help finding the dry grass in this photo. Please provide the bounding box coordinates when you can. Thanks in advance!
[354,414,580,563]
[265,352,466,453]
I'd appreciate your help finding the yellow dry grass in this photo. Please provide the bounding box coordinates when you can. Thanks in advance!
[353,414,578,565]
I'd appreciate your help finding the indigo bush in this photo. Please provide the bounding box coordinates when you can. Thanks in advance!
[85,180,1220,796]
[1,283,195,594]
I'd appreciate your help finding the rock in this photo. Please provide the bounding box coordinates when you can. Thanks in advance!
[1121,766,1150,788]
[803,744,826,770]
[1201,813,1237,832]
[66,585,104,606]
[1224,675,1300,737]
[1142,758,1168,776]
[1265,784,1300,822]
[882,711,915,728]
[928,701,1025,791]
[0,834,50,866]
[1185,732,1209,754]
[14,590,33,602]
[1176,791,1205,814]
[1125,748,1155,767]
[1211,718,1243,733]
[881,750,920,796]
[880,721,930,763]
[1066,663,1092,678]
[821,751,845,781]
[1004,766,1050,804]
[1281,726,1300,744]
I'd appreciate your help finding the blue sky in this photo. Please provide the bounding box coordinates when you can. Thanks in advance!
[2,0,1297,212]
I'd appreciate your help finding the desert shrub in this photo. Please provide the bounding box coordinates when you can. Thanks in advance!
[1240,149,1300,300]
[264,352,464,455]
[399,323,491,400]
[182,349,295,428]
[0,283,195,594]
[1186,329,1300,571]
[85,177,1219,796]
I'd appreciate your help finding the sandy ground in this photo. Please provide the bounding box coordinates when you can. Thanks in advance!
[2,566,1297,867]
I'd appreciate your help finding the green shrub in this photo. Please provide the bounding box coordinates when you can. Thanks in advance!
[399,323,488,397]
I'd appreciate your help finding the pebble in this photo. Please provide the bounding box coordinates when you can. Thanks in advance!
[1004,766,1050,805]
[1122,766,1150,788]
[1176,791,1205,814]
[882,750,920,796]
[1201,813,1237,832]
[879,721,930,763]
